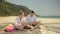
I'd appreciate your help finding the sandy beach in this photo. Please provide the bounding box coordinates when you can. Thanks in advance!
[0,16,60,34]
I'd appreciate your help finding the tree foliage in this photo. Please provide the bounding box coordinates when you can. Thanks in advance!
[0,0,31,16]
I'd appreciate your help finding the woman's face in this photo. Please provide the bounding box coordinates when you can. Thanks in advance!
[19,13,24,18]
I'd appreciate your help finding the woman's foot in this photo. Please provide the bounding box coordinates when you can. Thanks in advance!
[30,29,33,31]
[30,27,34,31]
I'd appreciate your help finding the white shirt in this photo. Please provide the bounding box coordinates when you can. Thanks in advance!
[25,14,37,23]
[14,16,25,26]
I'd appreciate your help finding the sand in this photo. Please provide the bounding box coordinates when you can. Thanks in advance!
[0,16,60,34]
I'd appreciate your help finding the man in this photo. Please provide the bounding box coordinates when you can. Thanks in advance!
[25,11,41,30]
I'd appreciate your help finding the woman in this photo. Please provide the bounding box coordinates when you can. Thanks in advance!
[14,10,26,31]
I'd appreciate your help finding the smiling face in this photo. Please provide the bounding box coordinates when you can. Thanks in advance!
[19,10,24,18]
[30,13,34,17]
[19,12,24,18]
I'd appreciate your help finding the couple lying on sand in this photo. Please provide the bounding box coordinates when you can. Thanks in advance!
[4,10,40,32]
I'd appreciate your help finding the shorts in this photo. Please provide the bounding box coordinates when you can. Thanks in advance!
[32,24,36,27]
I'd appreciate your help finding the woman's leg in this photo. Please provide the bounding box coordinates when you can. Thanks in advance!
[14,25,24,31]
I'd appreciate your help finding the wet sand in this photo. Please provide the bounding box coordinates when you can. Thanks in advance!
[0,16,60,34]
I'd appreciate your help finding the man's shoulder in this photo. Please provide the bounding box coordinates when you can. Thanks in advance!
[34,15,36,17]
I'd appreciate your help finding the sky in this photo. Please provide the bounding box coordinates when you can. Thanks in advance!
[5,0,60,16]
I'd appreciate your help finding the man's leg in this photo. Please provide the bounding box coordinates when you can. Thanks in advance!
[33,22,41,29]
[25,23,33,31]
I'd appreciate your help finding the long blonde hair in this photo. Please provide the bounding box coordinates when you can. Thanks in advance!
[19,10,24,15]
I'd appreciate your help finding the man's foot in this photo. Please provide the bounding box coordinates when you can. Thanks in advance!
[34,26,41,29]
[38,27,41,29]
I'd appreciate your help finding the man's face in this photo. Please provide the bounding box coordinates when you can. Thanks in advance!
[30,13,34,17]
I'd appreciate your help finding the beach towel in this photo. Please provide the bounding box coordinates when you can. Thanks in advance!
[4,24,15,32]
